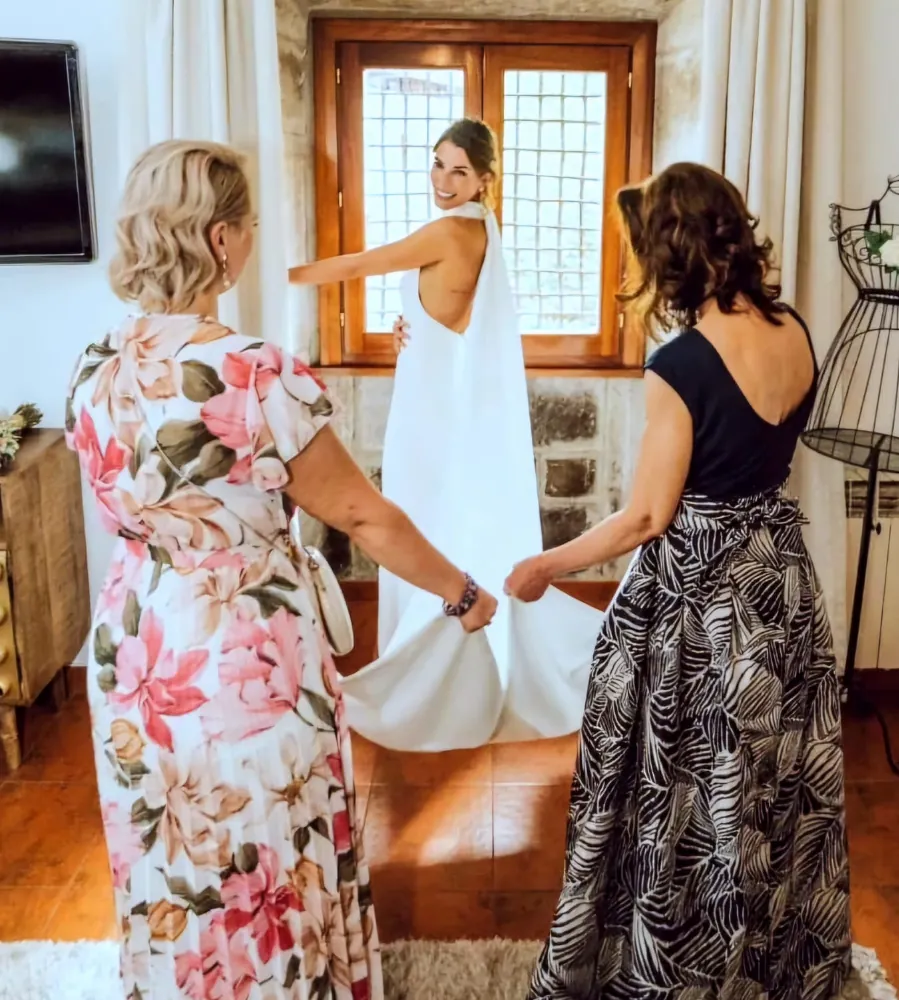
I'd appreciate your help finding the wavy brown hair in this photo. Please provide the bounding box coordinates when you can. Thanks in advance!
[434,118,498,211]
[616,162,785,336]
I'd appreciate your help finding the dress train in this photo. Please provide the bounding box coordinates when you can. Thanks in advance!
[340,203,605,751]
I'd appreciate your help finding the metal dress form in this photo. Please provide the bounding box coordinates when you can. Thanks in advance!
[802,176,899,773]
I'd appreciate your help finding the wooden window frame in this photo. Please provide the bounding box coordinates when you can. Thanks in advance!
[313,18,656,376]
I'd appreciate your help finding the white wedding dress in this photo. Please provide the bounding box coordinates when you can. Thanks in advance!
[339,202,605,751]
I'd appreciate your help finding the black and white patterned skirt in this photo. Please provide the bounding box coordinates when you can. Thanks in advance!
[528,487,852,1000]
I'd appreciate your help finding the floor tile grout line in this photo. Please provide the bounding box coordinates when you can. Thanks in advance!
[5,780,100,788]
[0,884,84,891]
[40,848,97,937]
[490,773,497,883]
[0,778,98,787]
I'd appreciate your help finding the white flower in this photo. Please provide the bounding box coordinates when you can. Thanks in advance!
[879,237,899,268]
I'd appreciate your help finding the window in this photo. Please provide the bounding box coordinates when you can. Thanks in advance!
[313,20,655,372]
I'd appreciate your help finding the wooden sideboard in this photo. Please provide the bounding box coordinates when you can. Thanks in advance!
[0,429,91,770]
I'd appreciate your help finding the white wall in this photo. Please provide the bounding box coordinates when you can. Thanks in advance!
[1,2,128,661]
[843,0,899,207]
[653,0,702,169]
[842,0,899,670]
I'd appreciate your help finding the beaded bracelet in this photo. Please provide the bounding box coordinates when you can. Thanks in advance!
[443,574,480,618]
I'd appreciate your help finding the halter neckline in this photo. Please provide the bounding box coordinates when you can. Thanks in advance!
[442,201,488,220]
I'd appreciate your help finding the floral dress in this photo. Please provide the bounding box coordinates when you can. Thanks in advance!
[66,314,381,1000]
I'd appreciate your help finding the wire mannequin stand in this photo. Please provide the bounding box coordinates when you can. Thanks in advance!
[803,175,899,776]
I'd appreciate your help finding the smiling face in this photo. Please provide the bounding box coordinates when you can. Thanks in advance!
[431,141,486,211]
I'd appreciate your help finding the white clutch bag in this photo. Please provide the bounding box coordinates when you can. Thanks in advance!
[289,511,355,657]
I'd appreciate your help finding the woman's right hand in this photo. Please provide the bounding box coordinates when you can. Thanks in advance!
[460,588,498,633]
[392,315,410,355]
[286,429,495,625]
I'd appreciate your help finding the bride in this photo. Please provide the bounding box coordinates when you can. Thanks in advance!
[289,117,604,751]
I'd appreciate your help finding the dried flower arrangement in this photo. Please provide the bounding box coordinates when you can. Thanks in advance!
[0,403,43,470]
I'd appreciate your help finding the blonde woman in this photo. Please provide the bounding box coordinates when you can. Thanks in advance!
[66,139,495,1000]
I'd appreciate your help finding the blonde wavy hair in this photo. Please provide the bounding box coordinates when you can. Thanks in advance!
[109,139,252,314]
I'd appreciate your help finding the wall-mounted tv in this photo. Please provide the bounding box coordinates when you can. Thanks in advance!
[0,39,96,264]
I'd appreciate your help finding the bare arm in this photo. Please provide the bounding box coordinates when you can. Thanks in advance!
[505,373,692,599]
[289,219,451,286]
[283,426,484,614]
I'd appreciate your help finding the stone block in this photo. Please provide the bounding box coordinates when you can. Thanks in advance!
[545,458,596,498]
[276,0,311,139]
[656,0,702,55]
[654,49,701,168]
[276,0,310,44]
[321,374,355,443]
[351,545,378,580]
[530,392,597,446]
[297,509,325,548]
[356,377,395,451]
[540,506,588,550]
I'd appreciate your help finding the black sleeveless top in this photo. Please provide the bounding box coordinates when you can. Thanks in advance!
[643,305,818,501]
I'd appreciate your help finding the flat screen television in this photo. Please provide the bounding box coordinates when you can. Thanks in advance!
[0,39,96,264]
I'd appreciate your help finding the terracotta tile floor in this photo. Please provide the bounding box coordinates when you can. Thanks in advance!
[1,670,898,985]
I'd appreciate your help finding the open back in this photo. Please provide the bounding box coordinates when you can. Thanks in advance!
[645,304,818,499]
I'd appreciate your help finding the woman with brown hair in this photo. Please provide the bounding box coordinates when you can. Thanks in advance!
[291,117,603,752]
[506,162,851,998]
[66,138,497,1000]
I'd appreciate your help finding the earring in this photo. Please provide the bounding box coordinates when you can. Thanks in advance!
[221,254,232,290]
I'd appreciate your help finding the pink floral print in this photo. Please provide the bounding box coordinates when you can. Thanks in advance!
[97,540,148,618]
[66,315,379,1000]
[190,548,295,642]
[221,845,303,964]
[201,608,307,743]
[71,407,133,533]
[112,608,209,751]
[101,800,144,890]
[175,912,257,1000]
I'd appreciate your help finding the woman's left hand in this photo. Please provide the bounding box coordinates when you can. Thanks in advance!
[504,554,555,603]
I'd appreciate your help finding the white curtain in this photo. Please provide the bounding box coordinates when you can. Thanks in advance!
[698,0,848,662]
[117,0,288,346]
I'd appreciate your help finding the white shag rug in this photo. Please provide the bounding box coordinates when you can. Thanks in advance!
[0,939,893,1000]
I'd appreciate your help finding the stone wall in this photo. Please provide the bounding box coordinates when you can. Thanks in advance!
[275,0,705,581]
[653,0,703,168]
[305,374,647,582]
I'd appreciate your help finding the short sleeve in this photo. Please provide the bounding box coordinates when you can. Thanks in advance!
[644,334,701,422]
[246,344,336,466]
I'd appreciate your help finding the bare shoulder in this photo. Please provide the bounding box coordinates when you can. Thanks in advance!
[441,215,487,254]
[419,215,481,241]
[409,216,467,254]
[771,308,815,363]
[418,216,460,237]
